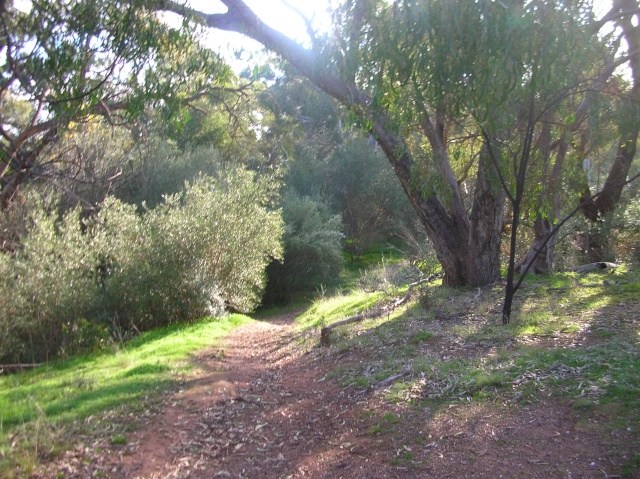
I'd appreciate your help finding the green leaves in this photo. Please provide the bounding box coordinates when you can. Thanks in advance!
[1,0,234,156]
[0,165,283,363]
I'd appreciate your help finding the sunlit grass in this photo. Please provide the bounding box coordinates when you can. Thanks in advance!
[317,265,639,446]
[296,289,385,330]
[1,314,251,428]
[0,313,252,475]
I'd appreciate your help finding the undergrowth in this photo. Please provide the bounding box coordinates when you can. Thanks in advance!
[296,266,640,475]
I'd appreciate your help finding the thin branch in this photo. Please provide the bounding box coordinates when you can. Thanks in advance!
[281,0,319,50]
[512,170,640,296]
[481,129,515,204]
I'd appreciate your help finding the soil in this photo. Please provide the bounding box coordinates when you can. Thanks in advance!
[39,310,637,479]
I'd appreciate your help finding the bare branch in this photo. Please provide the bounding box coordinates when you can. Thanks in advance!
[281,0,319,50]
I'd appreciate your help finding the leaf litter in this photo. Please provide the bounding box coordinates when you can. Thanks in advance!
[31,291,640,479]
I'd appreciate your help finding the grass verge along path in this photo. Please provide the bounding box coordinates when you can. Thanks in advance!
[0,314,252,477]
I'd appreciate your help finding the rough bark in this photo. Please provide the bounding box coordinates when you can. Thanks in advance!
[467,143,505,286]
[516,217,553,274]
[369,121,472,287]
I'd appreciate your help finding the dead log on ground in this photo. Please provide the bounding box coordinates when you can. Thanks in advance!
[566,262,620,274]
[320,273,441,346]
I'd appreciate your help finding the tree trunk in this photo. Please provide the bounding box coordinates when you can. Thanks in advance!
[581,125,639,222]
[581,3,639,224]
[580,226,614,263]
[516,216,553,274]
[467,143,505,286]
[372,124,471,286]
[166,0,506,287]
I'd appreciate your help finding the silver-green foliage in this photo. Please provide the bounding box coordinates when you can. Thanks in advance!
[0,201,99,362]
[264,192,344,304]
[0,169,283,363]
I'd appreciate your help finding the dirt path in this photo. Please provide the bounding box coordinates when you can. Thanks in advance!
[42,311,636,478]
[119,312,376,479]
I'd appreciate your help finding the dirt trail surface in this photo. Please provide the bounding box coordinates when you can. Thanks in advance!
[42,311,634,478]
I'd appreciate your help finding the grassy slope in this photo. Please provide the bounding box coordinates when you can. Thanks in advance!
[295,266,640,475]
[0,314,252,475]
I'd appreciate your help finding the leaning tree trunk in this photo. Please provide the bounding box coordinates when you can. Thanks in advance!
[372,123,472,287]
[581,125,639,223]
[579,107,639,263]
[165,0,505,287]
[516,216,553,274]
[581,4,639,251]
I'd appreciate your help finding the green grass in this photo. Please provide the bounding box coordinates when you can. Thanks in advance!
[0,314,252,475]
[310,265,640,456]
[341,245,406,289]
[409,331,435,343]
[296,289,385,330]
[4,258,639,476]
[621,453,640,478]
[382,412,401,423]
[299,266,639,479]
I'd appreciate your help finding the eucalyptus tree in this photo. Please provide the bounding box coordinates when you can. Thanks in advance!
[578,0,640,260]
[0,0,232,208]
[257,65,415,257]
[157,0,613,290]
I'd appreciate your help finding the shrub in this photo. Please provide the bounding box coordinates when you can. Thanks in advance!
[326,138,415,258]
[0,198,99,363]
[160,170,284,313]
[0,168,283,363]
[264,192,344,305]
[89,169,284,333]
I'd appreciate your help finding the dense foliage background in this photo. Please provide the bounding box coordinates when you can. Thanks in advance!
[0,0,639,361]
[0,164,283,363]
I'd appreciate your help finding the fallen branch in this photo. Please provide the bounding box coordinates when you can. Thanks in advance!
[319,273,441,346]
[566,262,620,274]
[374,373,406,389]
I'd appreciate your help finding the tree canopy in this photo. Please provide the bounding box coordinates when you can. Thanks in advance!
[2,0,639,292]
[156,0,639,289]
[0,0,232,206]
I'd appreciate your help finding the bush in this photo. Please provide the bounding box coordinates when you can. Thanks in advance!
[326,138,416,258]
[0,198,99,362]
[264,192,344,305]
[90,169,284,334]
[116,141,228,209]
[0,168,283,363]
